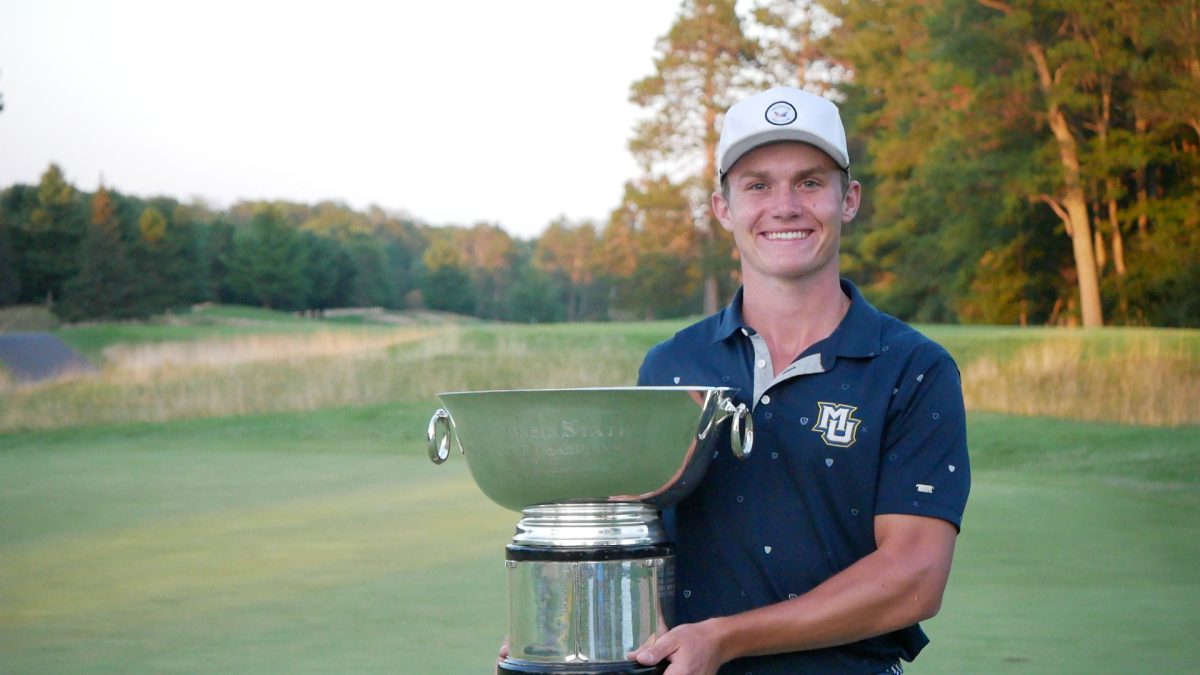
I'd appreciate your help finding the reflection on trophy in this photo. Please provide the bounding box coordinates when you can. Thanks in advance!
[427,386,752,675]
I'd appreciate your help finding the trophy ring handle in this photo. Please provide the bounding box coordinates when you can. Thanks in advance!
[729,402,753,460]
[427,408,457,464]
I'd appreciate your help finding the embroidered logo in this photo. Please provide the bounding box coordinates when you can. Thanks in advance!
[813,402,861,447]
[765,100,797,126]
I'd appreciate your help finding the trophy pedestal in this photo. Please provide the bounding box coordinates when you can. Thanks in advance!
[498,504,673,675]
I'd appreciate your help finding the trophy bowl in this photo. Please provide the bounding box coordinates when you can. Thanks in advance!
[427,386,751,512]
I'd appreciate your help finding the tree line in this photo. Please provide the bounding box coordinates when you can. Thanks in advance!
[1,0,1196,327]
[0,164,710,323]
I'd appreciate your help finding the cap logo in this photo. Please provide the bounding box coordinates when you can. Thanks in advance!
[764,101,797,126]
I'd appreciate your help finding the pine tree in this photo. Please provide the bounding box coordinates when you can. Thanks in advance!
[21,164,84,306]
[226,205,308,310]
[59,187,137,321]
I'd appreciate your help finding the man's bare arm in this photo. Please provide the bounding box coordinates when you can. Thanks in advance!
[631,513,958,674]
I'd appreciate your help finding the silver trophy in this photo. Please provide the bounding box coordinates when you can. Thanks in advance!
[427,386,752,674]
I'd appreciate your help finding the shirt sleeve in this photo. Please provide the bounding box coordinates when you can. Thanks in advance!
[874,353,971,530]
[637,341,670,386]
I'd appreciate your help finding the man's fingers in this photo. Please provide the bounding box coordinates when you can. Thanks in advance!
[633,648,658,666]
[632,635,676,666]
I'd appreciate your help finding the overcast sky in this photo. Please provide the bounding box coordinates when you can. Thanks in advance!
[0,1,681,238]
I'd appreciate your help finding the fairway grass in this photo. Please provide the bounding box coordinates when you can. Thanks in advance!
[1,406,1197,673]
[0,403,515,673]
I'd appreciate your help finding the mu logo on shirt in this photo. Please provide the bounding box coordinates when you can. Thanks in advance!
[813,402,862,447]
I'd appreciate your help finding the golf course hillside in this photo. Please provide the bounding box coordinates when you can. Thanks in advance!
[1,306,1197,673]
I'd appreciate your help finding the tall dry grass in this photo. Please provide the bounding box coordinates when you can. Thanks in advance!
[0,327,646,432]
[961,335,1199,426]
[2,322,1196,432]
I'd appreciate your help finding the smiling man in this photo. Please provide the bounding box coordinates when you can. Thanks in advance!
[634,87,971,674]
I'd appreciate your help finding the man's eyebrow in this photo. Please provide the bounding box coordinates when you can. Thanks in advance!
[735,166,831,181]
[792,166,832,179]
[736,169,771,181]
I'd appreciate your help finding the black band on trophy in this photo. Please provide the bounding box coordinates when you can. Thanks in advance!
[497,661,667,674]
[505,543,675,562]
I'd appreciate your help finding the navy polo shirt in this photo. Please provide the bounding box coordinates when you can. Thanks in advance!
[637,280,970,674]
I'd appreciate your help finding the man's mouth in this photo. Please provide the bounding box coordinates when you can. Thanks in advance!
[764,230,812,241]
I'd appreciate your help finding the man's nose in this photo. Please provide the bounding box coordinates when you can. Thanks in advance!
[769,188,804,217]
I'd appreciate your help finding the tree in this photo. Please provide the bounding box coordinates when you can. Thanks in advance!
[535,219,601,321]
[125,202,205,316]
[607,177,703,319]
[747,0,847,92]
[814,0,1015,322]
[969,0,1104,325]
[226,205,308,310]
[58,187,137,321]
[0,207,18,305]
[17,165,84,305]
[630,0,760,314]
[459,223,516,319]
[345,234,396,308]
[204,217,237,303]
[419,235,475,315]
[505,261,566,323]
[302,231,353,313]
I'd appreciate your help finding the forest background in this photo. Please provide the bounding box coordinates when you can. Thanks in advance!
[2,0,1197,328]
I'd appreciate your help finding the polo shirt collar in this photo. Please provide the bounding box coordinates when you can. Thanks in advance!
[709,280,883,365]
[710,287,749,344]
[819,279,883,368]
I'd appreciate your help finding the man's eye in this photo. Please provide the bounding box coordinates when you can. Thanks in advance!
[747,182,767,191]
[800,179,821,189]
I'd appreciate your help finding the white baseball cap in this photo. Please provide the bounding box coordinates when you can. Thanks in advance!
[717,86,849,179]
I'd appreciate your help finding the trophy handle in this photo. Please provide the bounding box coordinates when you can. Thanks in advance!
[726,399,753,460]
[703,390,753,460]
[427,408,459,464]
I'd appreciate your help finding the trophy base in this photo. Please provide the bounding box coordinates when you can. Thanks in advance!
[497,659,666,674]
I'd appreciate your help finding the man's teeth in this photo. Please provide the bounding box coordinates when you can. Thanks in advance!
[765,231,811,240]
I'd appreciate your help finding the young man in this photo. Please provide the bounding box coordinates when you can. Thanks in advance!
[633,87,971,674]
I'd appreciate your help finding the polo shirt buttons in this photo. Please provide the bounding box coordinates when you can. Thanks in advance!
[756,359,767,369]
[760,395,771,405]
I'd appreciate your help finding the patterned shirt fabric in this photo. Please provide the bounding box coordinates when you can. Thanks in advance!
[637,279,971,674]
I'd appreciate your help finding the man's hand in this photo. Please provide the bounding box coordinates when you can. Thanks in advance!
[629,619,726,675]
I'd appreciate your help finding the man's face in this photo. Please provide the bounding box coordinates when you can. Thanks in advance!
[713,142,860,287]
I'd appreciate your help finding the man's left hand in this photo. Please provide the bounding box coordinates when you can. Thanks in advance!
[629,619,726,675]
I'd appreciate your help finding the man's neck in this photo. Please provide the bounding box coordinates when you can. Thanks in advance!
[740,272,850,375]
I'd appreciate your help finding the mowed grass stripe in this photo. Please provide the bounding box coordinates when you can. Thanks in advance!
[0,458,512,630]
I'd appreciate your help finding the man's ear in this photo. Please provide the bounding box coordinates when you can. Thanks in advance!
[712,190,734,233]
[841,180,862,223]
